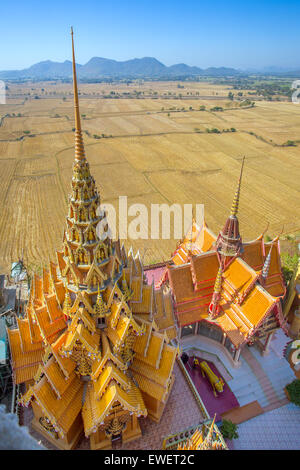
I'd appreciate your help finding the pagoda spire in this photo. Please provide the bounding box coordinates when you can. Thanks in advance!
[230,156,245,217]
[208,266,222,319]
[215,157,245,260]
[71,27,85,162]
[261,243,273,283]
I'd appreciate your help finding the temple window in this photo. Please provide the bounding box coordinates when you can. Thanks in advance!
[97,317,107,329]
[181,324,195,337]
[224,337,235,358]
[198,321,223,343]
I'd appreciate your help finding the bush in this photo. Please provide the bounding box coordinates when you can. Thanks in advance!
[210,106,223,112]
[284,140,296,147]
[220,420,239,440]
[281,252,298,284]
[206,128,221,134]
[286,380,300,406]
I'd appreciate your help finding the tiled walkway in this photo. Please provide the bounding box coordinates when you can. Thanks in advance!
[232,403,300,450]
[241,346,288,412]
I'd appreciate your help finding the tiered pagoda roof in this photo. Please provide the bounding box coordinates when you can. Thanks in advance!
[7,29,177,447]
[156,159,287,348]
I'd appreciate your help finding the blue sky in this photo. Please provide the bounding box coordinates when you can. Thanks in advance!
[1,0,299,70]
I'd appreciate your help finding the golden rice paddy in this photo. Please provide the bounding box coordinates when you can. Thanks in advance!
[0,81,299,272]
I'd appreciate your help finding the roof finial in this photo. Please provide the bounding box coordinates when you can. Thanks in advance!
[71,27,85,161]
[203,414,216,448]
[261,243,273,280]
[230,156,245,217]
[208,266,222,318]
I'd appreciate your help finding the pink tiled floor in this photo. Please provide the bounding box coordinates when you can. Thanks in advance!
[21,362,205,450]
[144,266,166,286]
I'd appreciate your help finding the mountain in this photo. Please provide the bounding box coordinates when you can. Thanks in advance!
[0,60,81,80]
[80,57,167,77]
[0,57,241,80]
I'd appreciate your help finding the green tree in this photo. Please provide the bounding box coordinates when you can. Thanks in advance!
[286,380,300,406]
[281,252,298,284]
[220,420,239,440]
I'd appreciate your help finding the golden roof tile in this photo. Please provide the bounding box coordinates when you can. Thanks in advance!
[33,375,83,435]
[43,356,76,398]
[17,318,43,352]
[34,304,66,341]
[131,343,177,387]
[94,363,130,399]
[7,328,44,384]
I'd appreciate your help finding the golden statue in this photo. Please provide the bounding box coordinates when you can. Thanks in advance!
[199,361,224,397]
[92,274,98,288]
[88,229,94,242]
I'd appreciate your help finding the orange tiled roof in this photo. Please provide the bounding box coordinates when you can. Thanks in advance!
[53,280,66,306]
[242,238,264,271]
[43,356,76,398]
[33,375,83,435]
[131,284,153,314]
[168,252,279,346]
[94,362,130,399]
[34,305,66,341]
[172,222,216,265]
[132,342,177,387]
[17,318,43,352]
[44,293,65,322]
[7,328,44,384]
[263,241,285,297]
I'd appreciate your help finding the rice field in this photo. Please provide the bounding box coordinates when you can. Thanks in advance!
[0,80,299,272]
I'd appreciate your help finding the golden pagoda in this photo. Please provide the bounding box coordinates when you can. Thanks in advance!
[7,29,177,450]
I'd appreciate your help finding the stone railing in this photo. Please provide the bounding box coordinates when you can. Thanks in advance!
[177,356,210,420]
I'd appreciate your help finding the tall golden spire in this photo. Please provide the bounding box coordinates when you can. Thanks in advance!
[230,156,245,217]
[215,157,245,259]
[208,266,222,319]
[71,27,85,161]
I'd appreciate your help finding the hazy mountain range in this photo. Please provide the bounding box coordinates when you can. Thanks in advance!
[0,57,241,80]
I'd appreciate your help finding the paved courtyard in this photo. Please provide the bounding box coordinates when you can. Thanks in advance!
[232,403,300,450]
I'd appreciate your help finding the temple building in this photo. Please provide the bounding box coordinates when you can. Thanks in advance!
[177,415,226,450]
[155,158,289,366]
[162,415,227,450]
[7,30,177,450]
